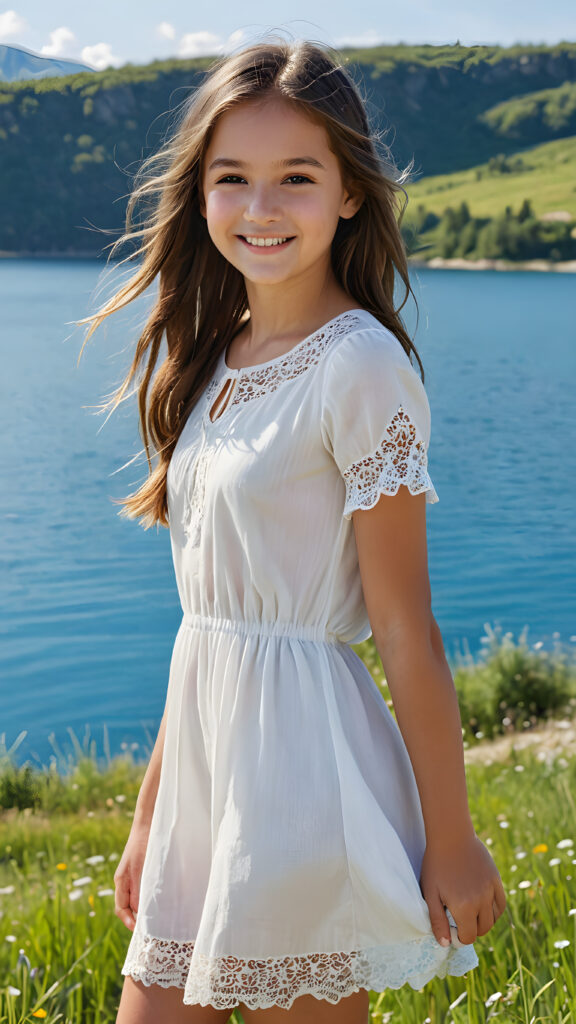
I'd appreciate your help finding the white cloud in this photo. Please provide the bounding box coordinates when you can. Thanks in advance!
[81,42,123,70]
[0,9,27,40]
[156,21,176,41]
[225,29,249,49]
[177,31,222,57]
[334,29,385,47]
[41,26,76,58]
[177,28,250,58]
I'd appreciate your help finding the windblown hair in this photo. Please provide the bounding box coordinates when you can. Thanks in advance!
[77,34,422,530]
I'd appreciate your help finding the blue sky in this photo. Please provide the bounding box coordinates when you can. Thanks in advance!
[1,1,574,70]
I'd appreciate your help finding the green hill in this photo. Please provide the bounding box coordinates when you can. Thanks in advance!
[1,42,576,257]
[402,136,576,263]
[405,135,576,220]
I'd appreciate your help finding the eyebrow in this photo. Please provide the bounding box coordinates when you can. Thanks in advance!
[207,156,326,171]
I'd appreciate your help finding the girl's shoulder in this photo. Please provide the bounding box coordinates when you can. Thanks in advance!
[324,309,413,376]
[321,310,424,411]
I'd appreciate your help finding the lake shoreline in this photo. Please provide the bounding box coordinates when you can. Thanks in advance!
[2,250,576,272]
[409,256,576,273]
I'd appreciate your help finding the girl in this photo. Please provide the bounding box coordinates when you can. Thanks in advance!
[79,35,506,1024]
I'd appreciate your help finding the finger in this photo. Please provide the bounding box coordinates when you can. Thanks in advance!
[426,894,451,946]
[115,876,136,931]
[493,880,507,915]
[446,906,477,946]
[477,902,496,937]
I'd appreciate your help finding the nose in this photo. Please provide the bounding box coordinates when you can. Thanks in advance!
[243,184,282,223]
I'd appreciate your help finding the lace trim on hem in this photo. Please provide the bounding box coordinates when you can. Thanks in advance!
[342,403,439,520]
[122,929,479,1010]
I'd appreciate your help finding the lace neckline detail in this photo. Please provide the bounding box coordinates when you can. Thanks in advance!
[204,309,370,424]
[221,308,370,375]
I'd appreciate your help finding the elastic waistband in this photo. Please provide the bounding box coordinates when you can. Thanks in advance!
[181,612,343,645]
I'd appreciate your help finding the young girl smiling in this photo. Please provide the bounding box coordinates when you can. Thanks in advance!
[80,35,506,1024]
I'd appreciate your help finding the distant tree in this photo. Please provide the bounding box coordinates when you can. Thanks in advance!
[456,219,478,256]
[457,201,471,228]
[518,198,533,222]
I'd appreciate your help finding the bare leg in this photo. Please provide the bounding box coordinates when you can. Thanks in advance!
[239,989,370,1023]
[116,975,235,1024]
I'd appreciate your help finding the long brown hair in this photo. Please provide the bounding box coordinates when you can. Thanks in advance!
[77,34,422,530]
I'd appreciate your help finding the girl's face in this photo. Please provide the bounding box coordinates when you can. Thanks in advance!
[199,96,362,289]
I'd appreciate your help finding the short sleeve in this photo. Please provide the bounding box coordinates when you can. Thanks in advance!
[320,326,440,519]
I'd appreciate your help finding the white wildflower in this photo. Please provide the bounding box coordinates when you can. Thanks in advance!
[17,949,31,971]
[72,876,93,887]
[554,939,570,949]
[485,991,503,1006]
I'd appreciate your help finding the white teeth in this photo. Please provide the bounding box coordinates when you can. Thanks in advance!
[244,236,289,247]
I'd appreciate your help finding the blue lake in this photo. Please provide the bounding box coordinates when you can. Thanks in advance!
[1,260,575,767]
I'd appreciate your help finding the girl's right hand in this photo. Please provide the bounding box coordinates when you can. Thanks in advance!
[113,823,151,931]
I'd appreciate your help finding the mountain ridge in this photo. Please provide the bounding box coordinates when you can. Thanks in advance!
[0,43,93,83]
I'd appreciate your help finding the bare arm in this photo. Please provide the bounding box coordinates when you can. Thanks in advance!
[352,486,506,944]
[114,707,168,930]
[132,706,168,829]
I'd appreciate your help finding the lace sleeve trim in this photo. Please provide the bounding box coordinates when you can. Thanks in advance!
[341,404,439,520]
[122,928,478,1010]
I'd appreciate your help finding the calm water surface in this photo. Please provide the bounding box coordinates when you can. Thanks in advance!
[1,260,575,765]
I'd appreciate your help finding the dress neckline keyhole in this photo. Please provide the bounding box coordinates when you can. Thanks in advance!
[209,377,238,423]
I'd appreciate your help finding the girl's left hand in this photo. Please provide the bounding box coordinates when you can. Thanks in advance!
[419,832,507,947]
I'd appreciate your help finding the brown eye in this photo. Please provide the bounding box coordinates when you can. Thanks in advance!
[216,175,246,184]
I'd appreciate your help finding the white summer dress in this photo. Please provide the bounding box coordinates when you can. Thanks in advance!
[121,308,479,1009]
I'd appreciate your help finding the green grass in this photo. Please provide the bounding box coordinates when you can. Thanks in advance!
[404,135,576,223]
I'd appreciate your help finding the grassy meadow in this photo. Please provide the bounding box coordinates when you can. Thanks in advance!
[404,135,576,223]
[1,625,576,1023]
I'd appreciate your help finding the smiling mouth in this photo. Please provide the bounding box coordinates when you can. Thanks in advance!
[238,236,296,250]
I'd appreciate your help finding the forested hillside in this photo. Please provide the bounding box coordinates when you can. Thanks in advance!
[1,42,575,256]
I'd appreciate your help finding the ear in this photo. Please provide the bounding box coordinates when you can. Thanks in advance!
[339,188,364,220]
